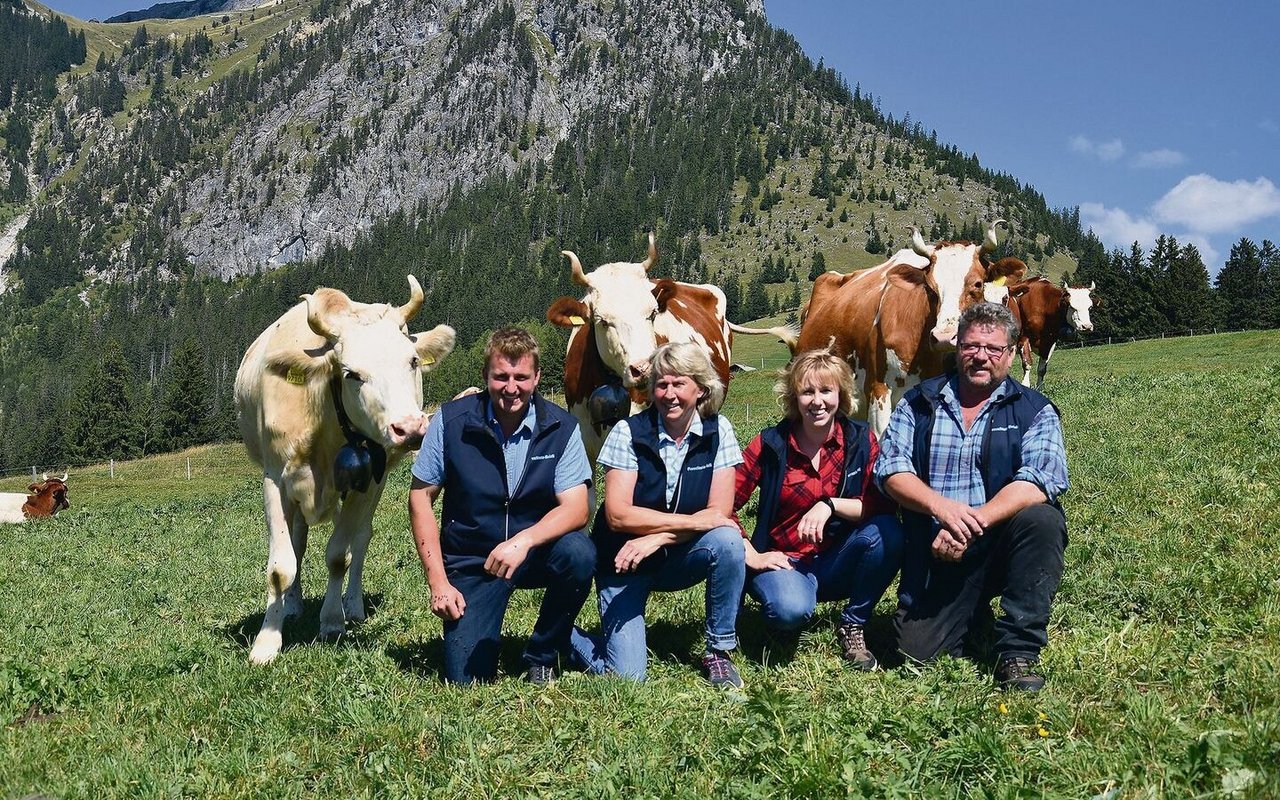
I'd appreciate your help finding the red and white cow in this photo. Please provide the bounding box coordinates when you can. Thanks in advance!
[546,234,783,463]
[1008,277,1096,388]
[236,277,456,664]
[0,473,70,524]
[791,220,1027,436]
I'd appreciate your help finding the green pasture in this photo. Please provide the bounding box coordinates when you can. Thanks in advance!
[3,331,1279,797]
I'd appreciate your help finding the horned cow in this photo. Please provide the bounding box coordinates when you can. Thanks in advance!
[0,473,70,524]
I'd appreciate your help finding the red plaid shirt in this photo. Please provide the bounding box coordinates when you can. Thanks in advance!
[734,422,889,561]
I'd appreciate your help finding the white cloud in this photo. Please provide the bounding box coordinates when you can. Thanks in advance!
[1080,202,1160,250]
[1069,135,1125,162]
[1152,174,1280,233]
[1131,148,1186,169]
[1176,234,1220,270]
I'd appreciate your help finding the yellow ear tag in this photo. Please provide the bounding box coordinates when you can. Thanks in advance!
[286,366,307,385]
[992,276,1007,286]
[423,355,435,365]
[569,315,586,326]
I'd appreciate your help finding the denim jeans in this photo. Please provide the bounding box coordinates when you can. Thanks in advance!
[895,503,1067,663]
[575,525,745,681]
[441,530,595,684]
[747,513,904,630]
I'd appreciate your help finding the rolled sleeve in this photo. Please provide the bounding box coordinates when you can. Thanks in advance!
[713,415,744,470]
[1012,404,1070,502]
[554,425,593,493]
[872,398,918,491]
[410,411,446,485]
[597,420,637,472]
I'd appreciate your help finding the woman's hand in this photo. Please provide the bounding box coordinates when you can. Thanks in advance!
[797,500,834,544]
[615,534,670,573]
[747,550,794,572]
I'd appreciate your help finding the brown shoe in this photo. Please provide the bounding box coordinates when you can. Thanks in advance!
[835,622,877,671]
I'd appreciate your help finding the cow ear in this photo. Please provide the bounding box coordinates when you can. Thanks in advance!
[987,257,1027,284]
[886,263,927,292]
[412,324,457,372]
[546,297,590,327]
[28,483,40,493]
[652,279,678,311]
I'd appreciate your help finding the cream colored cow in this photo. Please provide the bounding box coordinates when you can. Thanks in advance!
[236,276,455,664]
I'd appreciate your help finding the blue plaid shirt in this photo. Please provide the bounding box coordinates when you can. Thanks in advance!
[873,377,1069,506]
[599,413,743,506]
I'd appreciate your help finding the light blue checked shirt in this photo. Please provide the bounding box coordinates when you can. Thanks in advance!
[598,413,743,506]
[873,377,1069,506]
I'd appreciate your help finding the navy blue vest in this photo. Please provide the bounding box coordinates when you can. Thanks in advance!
[748,416,873,554]
[592,408,721,573]
[901,375,1061,539]
[439,392,579,570]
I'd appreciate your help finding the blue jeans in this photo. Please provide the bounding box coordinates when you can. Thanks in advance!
[748,513,903,630]
[574,525,745,681]
[442,530,595,684]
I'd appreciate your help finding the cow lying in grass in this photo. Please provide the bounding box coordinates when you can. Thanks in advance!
[0,473,70,523]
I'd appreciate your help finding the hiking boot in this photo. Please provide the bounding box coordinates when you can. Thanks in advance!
[994,655,1045,692]
[835,622,877,671]
[701,650,745,689]
[524,663,557,685]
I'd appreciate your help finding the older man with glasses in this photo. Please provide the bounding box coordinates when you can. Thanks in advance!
[873,302,1069,691]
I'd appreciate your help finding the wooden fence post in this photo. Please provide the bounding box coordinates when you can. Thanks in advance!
[110,459,114,479]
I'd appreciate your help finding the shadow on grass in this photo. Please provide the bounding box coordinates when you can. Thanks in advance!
[220,593,385,657]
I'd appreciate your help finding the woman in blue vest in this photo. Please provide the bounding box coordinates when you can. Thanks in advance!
[577,342,747,688]
[734,350,903,670]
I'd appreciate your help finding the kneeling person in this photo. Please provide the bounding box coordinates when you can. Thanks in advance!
[409,327,595,684]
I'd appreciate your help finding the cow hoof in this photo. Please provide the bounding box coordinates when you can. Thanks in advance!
[249,634,282,665]
[317,628,346,645]
[343,598,367,624]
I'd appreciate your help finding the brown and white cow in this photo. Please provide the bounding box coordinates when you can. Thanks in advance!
[1008,277,1096,388]
[546,234,784,463]
[791,220,1027,436]
[0,473,70,524]
[235,277,455,664]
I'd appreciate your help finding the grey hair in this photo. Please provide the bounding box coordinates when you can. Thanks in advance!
[958,301,1020,346]
[648,341,725,417]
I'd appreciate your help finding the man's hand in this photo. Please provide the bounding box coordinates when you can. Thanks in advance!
[615,534,668,573]
[931,528,968,562]
[484,535,530,580]
[797,501,834,544]
[928,496,988,543]
[689,508,738,533]
[747,550,794,572]
[429,580,466,621]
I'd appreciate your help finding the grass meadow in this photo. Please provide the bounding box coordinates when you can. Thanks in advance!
[2,331,1278,798]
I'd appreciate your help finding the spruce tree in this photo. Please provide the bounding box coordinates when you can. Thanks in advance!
[1215,238,1264,330]
[62,338,143,465]
[158,337,214,451]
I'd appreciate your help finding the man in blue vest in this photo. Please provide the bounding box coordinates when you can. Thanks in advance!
[408,327,595,684]
[874,302,1069,691]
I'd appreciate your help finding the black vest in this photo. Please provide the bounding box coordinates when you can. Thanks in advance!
[592,408,721,573]
[901,375,1061,539]
[439,392,579,570]
[748,416,873,554]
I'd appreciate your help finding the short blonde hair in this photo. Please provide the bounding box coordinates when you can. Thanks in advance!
[648,342,725,417]
[775,349,858,420]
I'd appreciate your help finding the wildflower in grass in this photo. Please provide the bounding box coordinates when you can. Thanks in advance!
[1038,727,1050,737]
[998,703,1009,715]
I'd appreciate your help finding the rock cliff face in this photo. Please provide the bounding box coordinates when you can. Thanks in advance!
[35,0,766,279]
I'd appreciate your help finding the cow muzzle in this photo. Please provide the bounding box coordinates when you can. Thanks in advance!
[389,413,429,449]
[624,360,651,388]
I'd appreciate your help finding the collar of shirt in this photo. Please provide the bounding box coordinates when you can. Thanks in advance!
[785,420,844,465]
[656,413,705,449]
[486,396,537,445]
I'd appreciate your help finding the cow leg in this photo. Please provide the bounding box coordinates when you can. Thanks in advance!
[250,475,296,665]
[340,484,385,624]
[866,383,894,440]
[1036,343,1055,390]
[317,486,380,640]
[284,506,308,620]
[1019,338,1033,386]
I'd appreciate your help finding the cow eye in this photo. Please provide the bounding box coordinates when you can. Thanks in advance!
[343,369,364,383]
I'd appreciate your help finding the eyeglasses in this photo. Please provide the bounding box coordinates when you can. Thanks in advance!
[958,342,1013,358]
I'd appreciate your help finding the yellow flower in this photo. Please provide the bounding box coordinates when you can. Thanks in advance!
[1037,711,1049,721]
[998,703,1009,715]
[1038,727,1050,738]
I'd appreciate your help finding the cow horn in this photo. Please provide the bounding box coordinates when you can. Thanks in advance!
[60,471,68,482]
[982,219,1007,253]
[397,275,425,324]
[303,293,342,340]
[562,250,590,286]
[910,226,934,258]
[42,472,49,481]
[1089,281,1096,291]
[640,232,657,273]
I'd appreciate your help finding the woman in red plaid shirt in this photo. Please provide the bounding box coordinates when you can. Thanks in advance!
[734,350,904,669]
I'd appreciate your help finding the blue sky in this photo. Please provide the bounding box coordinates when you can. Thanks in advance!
[45,0,1280,269]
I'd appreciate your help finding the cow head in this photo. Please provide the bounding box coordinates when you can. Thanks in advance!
[28,473,70,515]
[547,233,663,389]
[1062,279,1096,332]
[301,276,456,450]
[906,220,1027,347]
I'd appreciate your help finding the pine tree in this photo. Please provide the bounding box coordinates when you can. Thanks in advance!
[62,338,143,464]
[809,251,826,280]
[158,337,214,451]
[743,270,769,321]
[1260,240,1280,328]
[1215,238,1264,330]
